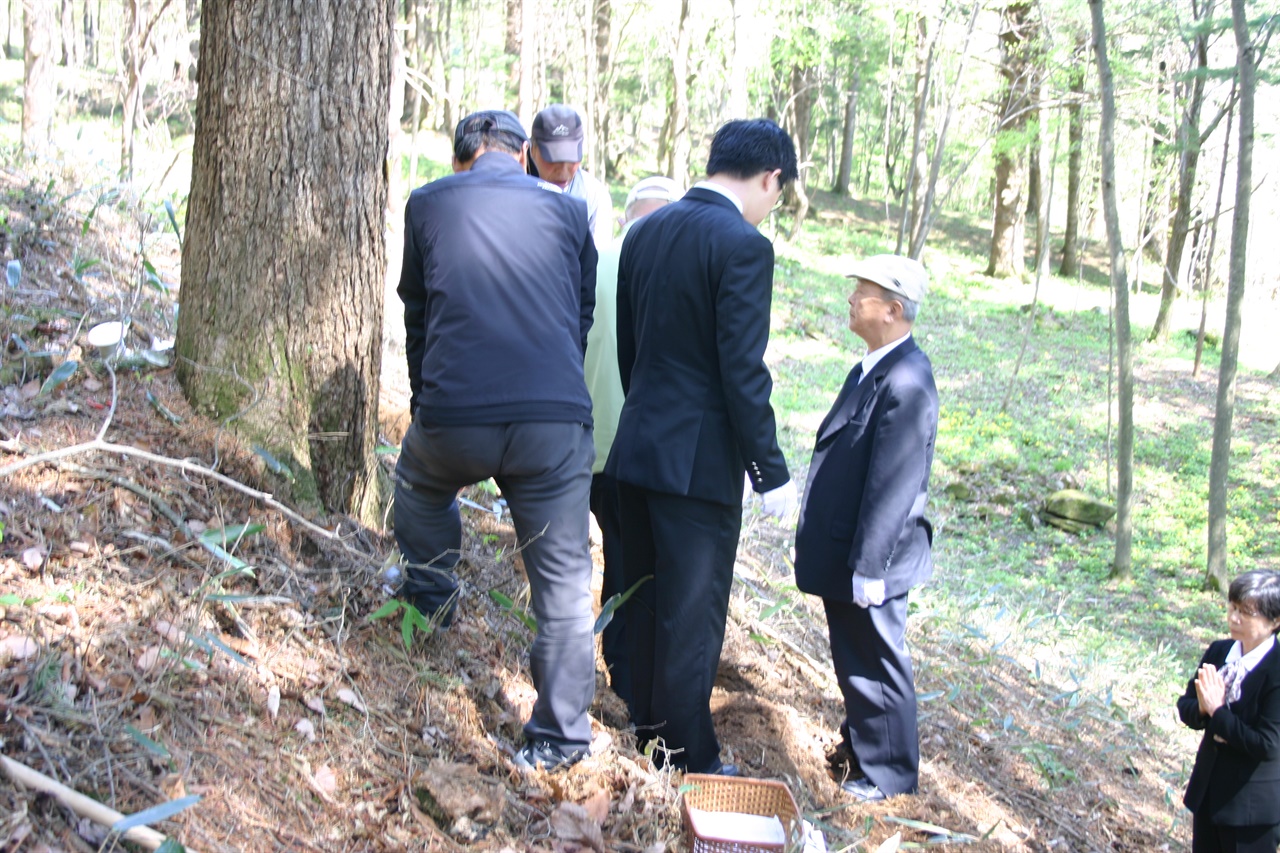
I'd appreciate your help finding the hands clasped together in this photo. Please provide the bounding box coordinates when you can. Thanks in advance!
[1195,663,1230,743]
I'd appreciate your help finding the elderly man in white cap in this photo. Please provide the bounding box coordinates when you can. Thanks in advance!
[585,175,683,707]
[530,104,615,247]
[793,254,939,802]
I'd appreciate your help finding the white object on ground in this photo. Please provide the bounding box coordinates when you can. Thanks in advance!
[687,807,786,846]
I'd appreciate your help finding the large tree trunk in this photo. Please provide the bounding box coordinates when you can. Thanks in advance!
[666,0,690,184]
[985,2,1035,279]
[1058,43,1085,277]
[22,0,58,156]
[176,0,393,522]
[1090,0,1135,580]
[1205,0,1255,592]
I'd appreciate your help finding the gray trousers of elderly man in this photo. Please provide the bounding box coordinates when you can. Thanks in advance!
[393,418,596,753]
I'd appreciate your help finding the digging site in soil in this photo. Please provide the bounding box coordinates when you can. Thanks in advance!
[0,165,1193,851]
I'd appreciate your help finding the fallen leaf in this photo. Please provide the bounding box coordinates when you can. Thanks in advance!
[875,832,902,853]
[21,547,45,570]
[137,705,157,730]
[1,635,39,660]
[153,620,185,644]
[313,764,337,796]
[160,773,187,799]
[136,646,162,672]
[304,695,326,716]
[550,801,605,852]
[336,688,366,713]
[580,788,611,824]
[20,380,40,400]
[294,719,316,742]
[267,685,281,720]
[419,760,504,823]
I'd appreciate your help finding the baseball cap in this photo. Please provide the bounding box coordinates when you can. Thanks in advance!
[624,176,683,211]
[531,105,584,163]
[453,110,527,148]
[845,254,928,303]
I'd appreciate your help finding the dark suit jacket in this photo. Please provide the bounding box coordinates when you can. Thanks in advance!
[605,187,789,505]
[1178,638,1280,826]
[794,337,937,603]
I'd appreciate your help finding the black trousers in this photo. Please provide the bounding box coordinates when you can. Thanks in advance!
[1193,811,1280,853]
[590,472,630,705]
[823,593,919,797]
[617,482,741,774]
[393,419,596,752]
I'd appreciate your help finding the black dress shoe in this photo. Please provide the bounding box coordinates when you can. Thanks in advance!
[840,777,886,802]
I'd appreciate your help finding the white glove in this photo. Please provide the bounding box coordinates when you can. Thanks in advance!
[743,473,754,504]
[852,574,886,608]
[760,479,798,520]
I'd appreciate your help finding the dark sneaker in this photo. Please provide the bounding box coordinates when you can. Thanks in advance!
[513,740,585,772]
[840,776,886,802]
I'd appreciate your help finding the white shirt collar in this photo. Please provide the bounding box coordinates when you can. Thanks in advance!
[1226,634,1276,672]
[858,333,911,383]
[693,181,744,214]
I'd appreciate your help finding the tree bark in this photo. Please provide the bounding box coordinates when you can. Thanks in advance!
[1059,43,1085,276]
[592,0,611,178]
[121,0,142,179]
[728,0,751,120]
[1205,0,1255,592]
[82,0,97,67]
[896,13,934,255]
[58,0,76,65]
[176,0,393,522]
[21,0,58,156]
[516,0,535,129]
[1090,0,1135,580]
[985,2,1035,279]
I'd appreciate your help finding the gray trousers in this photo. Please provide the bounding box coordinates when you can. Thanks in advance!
[394,419,596,751]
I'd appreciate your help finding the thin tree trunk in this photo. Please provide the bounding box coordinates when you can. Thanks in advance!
[1205,0,1255,592]
[176,0,393,522]
[59,0,76,65]
[21,0,58,156]
[910,0,979,258]
[1090,0,1135,579]
[834,68,858,195]
[1194,97,1231,380]
[593,0,611,178]
[728,0,750,120]
[82,0,96,67]
[1151,0,1214,341]
[666,0,690,184]
[896,13,934,255]
[1059,44,1086,276]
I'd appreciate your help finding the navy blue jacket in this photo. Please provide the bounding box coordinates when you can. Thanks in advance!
[794,337,937,602]
[1178,638,1280,827]
[606,187,790,505]
[398,152,597,425]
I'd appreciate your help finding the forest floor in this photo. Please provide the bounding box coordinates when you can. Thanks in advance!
[2,155,1265,852]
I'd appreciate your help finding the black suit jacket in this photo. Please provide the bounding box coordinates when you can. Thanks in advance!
[1178,638,1280,826]
[605,187,789,505]
[793,337,937,603]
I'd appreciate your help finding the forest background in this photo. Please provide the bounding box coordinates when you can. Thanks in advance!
[1,0,1280,850]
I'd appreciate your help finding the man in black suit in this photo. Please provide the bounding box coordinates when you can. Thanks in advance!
[794,254,938,801]
[606,119,799,776]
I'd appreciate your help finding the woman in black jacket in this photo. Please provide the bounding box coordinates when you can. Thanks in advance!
[1178,569,1280,853]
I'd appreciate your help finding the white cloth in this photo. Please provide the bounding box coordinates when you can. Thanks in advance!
[852,574,886,608]
[857,333,911,384]
[761,479,798,520]
[692,180,744,214]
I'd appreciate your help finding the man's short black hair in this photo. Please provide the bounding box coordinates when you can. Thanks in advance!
[453,110,526,163]
[1230,569,1280,629]
[705,119,799,187]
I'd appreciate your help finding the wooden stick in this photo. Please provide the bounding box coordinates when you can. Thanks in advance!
[0,754,191,851]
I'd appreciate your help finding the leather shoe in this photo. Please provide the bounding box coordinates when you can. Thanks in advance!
[840,777,886,802]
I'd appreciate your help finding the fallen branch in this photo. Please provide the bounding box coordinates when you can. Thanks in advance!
[0,437,377,565]
[0,754,190,852]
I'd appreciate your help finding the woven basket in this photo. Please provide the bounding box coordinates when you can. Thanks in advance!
[680,774,802,853]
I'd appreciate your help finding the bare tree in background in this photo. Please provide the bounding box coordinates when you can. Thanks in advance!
[21,0,57,156]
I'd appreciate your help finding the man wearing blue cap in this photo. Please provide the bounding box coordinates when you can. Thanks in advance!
[395,109,599,772]
[794,253,939,802]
